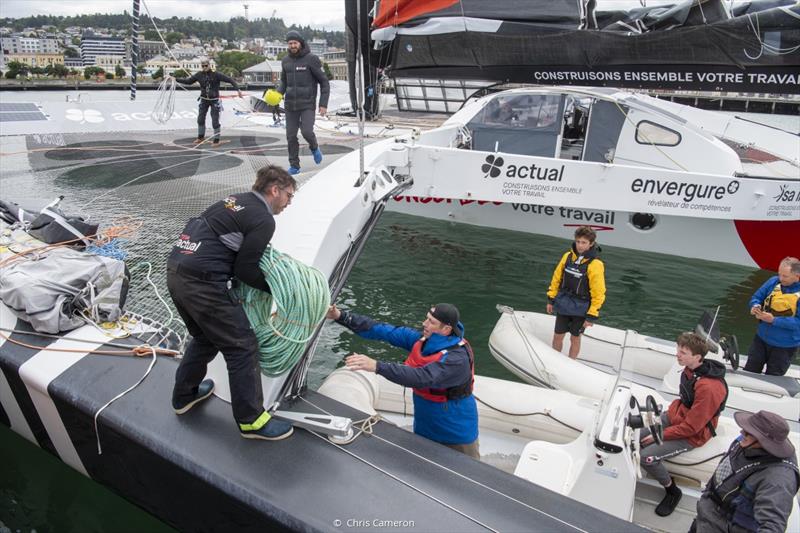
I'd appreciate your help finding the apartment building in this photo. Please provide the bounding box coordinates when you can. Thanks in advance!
[80,36,126,66]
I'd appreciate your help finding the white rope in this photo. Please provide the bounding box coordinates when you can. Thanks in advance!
[129,261,176,328]
[744,12,800,60]
[508,310,553,387]
[151,76,177,125]
[94,346,158,454]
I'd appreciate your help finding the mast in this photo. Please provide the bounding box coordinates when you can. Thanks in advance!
[345,0,380,119]
[130,0,140,101]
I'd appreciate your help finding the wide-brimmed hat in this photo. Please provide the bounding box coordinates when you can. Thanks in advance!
[734,410,795,459]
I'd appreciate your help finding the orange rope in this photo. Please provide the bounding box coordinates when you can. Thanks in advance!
[0,329,178,357]
[0,220,143,267]
[0,140,169,157]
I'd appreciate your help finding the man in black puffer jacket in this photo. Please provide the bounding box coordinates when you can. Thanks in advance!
[278,30,330,175]
[171,60,243,145]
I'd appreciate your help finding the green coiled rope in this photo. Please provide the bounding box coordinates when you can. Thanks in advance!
[237,246,330,376]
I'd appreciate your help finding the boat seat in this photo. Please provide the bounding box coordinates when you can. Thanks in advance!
[725,369,799,398]
[514,440,576,495]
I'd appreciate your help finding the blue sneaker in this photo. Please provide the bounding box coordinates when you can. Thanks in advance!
[288,166,301,175]
[311,147,323,164]
[172,379,215,415]
[240,416,294,441]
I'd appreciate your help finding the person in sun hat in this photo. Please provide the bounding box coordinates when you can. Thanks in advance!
[170,59,243,145]
[326,303,479,459]
[278,30,330,175]
[691,410,799,533]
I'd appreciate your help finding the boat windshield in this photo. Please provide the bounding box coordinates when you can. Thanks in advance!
[467,93,565,157]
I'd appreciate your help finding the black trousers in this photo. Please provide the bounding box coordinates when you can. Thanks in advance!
[743,334,795,376]
[167,271,264,425]
[285,108,318,167]
[197,99,221,140]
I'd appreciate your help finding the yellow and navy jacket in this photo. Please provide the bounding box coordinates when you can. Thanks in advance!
[749,276,800,348]
[547,243,606,320]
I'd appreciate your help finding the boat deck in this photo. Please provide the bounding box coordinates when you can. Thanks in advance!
[0,313,644,532]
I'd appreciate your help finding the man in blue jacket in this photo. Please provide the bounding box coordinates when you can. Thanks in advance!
[327,303,479,458]
[278,30,330,175]
[744,256,800,376]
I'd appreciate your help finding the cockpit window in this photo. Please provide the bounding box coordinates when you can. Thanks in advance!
[473,94,562,129]
[466,93,566,157]
[635,120,681,147]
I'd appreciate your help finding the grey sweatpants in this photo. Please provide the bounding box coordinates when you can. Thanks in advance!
[640,413,695,486]
[285,108,318,168]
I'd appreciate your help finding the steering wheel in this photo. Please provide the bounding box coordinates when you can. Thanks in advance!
[720,334,740,371]
[644,395,664,446]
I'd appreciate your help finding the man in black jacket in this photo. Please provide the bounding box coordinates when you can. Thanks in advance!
[166,165,295,441]
[170,60,243,145]
[278,30,330,175]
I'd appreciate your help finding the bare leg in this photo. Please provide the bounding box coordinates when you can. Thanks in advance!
[568,335,581,359]
[552,332,566,353]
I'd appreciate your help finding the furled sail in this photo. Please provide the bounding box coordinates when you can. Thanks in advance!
[367,0,800,94]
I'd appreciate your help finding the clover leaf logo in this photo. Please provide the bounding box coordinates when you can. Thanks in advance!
[727,180,740,194]
[481,154,504,178]
[65,108,105,124]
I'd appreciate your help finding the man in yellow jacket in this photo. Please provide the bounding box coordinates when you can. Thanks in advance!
[546,226,606,359]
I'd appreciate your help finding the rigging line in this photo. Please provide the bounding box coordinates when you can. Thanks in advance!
[612,99,688,171]
[33,150,223,175]
[0,140,167,157]
[472,394,583,432]
[94,345,158,454]
[306,430,500,532]
[82,149,228,208]
[0,326,175,352]
[128,261,175,329]
[140,0,192,86]
[508,310,552,387]
[297,395,588,532]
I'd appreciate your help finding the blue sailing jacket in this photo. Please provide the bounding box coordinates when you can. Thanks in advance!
[336,311,479,445]
[749,276,800,348]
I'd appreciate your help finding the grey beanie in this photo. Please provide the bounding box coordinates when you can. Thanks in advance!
[286,30,305,45]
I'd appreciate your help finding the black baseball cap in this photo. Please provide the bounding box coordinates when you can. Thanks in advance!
[430,303,462,336]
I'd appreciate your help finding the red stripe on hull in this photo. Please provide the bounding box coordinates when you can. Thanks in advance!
[734,219,800,270]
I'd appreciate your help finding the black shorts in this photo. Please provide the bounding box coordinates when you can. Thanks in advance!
[554,314,586,337]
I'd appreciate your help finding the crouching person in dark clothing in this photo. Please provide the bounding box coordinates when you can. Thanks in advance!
[691,410,798,533]
[166,165,296,441]
[327,303,479,458]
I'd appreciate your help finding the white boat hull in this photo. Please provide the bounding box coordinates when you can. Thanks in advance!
[318,367,800,530]
[388,197,761,267]
[488,310,800,425]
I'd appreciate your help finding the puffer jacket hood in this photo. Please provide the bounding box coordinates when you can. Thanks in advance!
[696,358,727,379]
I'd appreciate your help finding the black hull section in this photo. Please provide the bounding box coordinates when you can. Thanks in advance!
[0,324,644,532]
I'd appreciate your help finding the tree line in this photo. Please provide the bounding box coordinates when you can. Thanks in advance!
[2,13,345,48]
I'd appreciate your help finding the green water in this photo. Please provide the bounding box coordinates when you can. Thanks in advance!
[0,211,779,531]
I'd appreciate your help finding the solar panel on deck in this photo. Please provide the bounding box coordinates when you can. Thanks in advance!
[0,102,39,112]
[0,112,47,122]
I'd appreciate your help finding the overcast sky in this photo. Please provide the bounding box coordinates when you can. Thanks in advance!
[0,1,347,30]
[0,0,753,32]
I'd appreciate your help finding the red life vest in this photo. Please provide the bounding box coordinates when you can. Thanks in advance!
[403,338,475,403]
